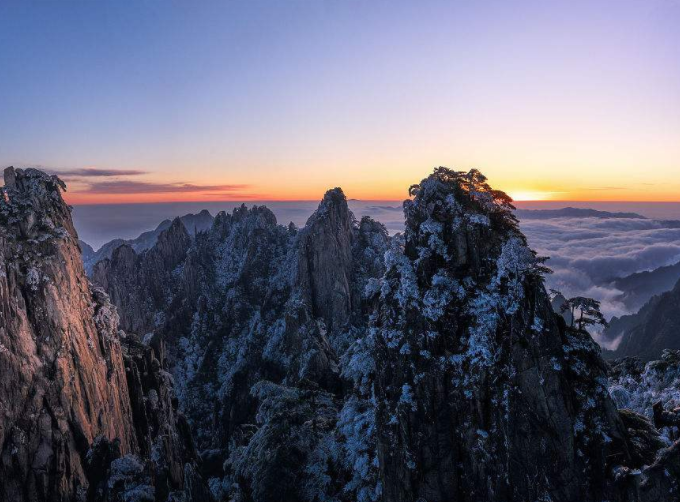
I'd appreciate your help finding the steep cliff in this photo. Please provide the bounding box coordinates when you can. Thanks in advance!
[0,167,209,502]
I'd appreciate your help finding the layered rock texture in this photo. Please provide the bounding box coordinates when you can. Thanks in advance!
[0,167,209,502]
[4,166,680,501]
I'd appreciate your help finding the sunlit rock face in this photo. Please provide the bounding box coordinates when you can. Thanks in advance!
[86,167,680,502]
[0,167,137,501]
[0,167,209,502]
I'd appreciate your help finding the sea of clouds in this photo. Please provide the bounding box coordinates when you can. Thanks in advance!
[519,216,680,319]
[350,205,680,322]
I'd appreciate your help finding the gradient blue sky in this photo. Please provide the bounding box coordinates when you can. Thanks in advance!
[1,0,679,203]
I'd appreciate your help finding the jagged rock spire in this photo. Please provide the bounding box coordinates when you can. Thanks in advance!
[297,187,355,331]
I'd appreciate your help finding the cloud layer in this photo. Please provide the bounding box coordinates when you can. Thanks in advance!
[519,216,680,320]
[48,168,148,178]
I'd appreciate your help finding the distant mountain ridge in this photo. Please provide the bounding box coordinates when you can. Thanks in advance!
[80,209,213,273]
[610,261,680,312]
[514,206,647,219]
[603,278,680,361]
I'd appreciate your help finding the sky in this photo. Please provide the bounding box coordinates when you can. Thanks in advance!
[1,0,679,204]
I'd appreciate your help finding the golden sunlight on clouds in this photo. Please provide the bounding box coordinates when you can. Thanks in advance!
[507,191,558,202]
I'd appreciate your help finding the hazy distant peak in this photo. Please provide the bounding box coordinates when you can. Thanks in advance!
[515,207,646,220]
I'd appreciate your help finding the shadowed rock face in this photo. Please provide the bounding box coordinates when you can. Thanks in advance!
[368,169,678,502]
[297,188,356,331]
[92,217,191,335]
[605,279,680,361]
[0,167,209,502]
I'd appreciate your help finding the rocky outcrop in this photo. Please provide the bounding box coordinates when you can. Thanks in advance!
[92,218,191,335]
[366,168,679,502]
[0,167,209,502]
[365,168,634,501]
[608,350,680,442]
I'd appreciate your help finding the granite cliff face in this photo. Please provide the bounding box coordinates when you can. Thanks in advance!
[0,167,209,502]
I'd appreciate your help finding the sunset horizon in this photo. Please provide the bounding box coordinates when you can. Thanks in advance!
[9,163,680,205]
[2,0,678,206]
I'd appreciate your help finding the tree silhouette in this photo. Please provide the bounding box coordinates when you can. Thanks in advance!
[560,296,609,332]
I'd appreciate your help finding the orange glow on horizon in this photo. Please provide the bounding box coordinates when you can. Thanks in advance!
[61,185,680,205]
[53,164,680,205]
[508,191,557,202]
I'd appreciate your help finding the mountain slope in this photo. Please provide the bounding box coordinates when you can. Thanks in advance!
[604,278,680,361]
[0,167,209,502]
[610,261,680,312]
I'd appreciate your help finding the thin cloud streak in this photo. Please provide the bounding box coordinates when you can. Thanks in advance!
[83,180,251,195]
[51,168,148,177]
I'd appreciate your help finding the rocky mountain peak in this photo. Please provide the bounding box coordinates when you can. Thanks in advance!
[297,186,356,331]
[1,166,75,240]
[155,217,191,269]
[404,167,523,279]
[369,167,644,501]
